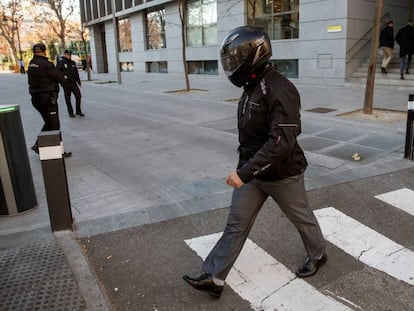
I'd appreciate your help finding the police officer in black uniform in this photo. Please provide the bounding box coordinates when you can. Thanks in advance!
[57,50,84,117]
[183,27,327,298]
[28,43,71,157]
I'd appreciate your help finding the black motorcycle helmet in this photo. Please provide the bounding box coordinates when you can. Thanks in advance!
[220,26,272,87]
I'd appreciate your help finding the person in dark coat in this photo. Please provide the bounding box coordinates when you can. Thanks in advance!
[379,20,394,73]
[182,27,327,299]
[27,43,71,157]
[57,50,84,117]
[395,20,414,80]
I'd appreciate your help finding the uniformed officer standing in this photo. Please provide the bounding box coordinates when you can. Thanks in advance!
[57,50,84,117]
[28,43,71,157]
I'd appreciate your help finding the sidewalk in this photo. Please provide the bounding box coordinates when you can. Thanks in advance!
[0,71,413,310]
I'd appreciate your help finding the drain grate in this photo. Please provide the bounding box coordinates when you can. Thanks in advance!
[306,107,337,113]
[0,240,86,311]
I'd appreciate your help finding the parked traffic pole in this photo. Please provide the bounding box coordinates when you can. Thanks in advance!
[38,130,73,231]
[404,94,414,160]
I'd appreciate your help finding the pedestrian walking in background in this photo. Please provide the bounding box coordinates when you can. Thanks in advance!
[379,20,394,74]
[183,26,327,299]
[18,59,25,74]
[27,43,71,157]
[395,20,414,80]
[57,50,84,117]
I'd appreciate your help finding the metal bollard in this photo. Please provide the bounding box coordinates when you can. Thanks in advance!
[404,94,414,160]
[38,130,73,231]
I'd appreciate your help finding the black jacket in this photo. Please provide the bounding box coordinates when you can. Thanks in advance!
[379,25,394,49]
[27,55,66,95]
[56,57,81,85]
[395,24,414,56]
[236,64,307,183]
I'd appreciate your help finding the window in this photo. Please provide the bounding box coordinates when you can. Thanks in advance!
[187,0,217,46]
[272,59,298,78]
[98,0,105,17]
[118,18,132,52]
[146,61,168,73]
[187,60,218,75]
[146,8,166,49]
[247,0,299,40]
[121,62,134,72]
[125,0,132,9]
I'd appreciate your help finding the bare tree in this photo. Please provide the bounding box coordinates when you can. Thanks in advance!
[0,0,23,66]
[178,0,190,92]
[34,0,75,53]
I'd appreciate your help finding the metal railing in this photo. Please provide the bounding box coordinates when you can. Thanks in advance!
[346,12,391,64]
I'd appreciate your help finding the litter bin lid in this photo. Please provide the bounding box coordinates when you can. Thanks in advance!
[0,105,19,114]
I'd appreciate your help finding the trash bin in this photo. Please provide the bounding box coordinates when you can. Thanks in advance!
[0,104,37,215]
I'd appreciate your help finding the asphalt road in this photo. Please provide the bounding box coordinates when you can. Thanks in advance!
[81,168,414,311]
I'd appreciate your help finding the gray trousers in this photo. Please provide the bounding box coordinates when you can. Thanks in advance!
[202,172,326,280]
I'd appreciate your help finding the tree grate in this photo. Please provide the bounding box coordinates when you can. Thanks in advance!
[306,107,337,113]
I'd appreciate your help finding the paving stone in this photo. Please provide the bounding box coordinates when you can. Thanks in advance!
[316,128,364,141]
[299,136,340,151]
[323,144,385,162]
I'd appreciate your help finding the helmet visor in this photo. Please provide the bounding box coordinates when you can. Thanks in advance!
[221,53,243,78]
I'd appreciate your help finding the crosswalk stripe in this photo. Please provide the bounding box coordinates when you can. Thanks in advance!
[185,233,353,311]
[315,207,414,286]
[375,188,414,216]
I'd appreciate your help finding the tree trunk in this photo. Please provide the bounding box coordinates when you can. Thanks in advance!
[82,36,92,81]
[363,0,383,115]
[179,0,190,92]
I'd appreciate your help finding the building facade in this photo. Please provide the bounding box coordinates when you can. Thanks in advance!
[80,0,413,85]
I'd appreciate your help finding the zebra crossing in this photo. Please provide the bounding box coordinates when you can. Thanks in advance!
[185,187,414,311]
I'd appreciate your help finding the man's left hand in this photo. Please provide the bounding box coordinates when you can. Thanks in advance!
[225,171,244,188]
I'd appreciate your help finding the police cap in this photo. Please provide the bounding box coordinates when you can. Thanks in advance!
[64,49,72,54]
[32,43,46,52]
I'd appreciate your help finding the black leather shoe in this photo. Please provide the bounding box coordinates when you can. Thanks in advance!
[69,113,76,118]
[295,253,327,277]
[63,151,72,158]
[76,112,85,117]
[183,273,223,298]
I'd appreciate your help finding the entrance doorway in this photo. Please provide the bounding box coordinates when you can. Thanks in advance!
[94,24,108,73]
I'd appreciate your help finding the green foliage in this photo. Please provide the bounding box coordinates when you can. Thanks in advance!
[68,40,90,57]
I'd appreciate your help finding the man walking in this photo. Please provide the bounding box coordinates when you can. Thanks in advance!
[57,50,84,117]
[379,20,394,74]
[183,27,327,299]
[395,20,414,80]
[27,43,71,157]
